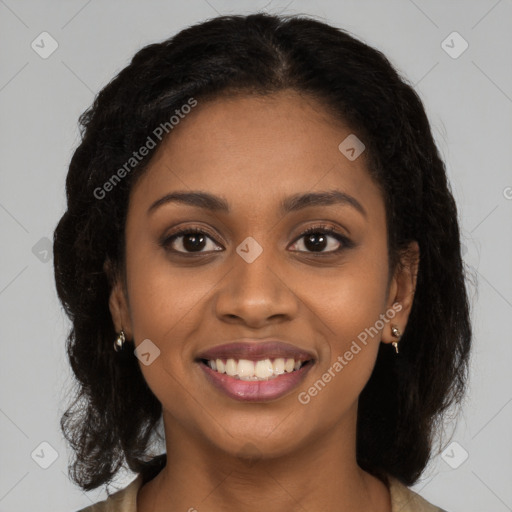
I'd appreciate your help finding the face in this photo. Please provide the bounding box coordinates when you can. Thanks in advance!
[109,90,418,460]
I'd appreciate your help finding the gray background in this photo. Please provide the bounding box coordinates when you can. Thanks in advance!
[1,0,511,510]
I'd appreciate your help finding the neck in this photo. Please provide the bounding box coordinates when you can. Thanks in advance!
[137,408,390,512]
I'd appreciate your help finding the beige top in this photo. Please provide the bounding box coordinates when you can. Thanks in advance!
[76,473,448,512]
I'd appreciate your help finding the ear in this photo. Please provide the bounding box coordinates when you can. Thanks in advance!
[104,258,133,340]
[382,240,420,345]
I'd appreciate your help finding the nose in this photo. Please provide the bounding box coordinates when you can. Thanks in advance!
[213,245,299,328]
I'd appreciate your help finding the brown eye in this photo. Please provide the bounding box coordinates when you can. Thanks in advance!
[162,229,223,254]
[289,225,353,254]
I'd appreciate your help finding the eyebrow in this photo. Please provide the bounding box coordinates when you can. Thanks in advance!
[147,189,367,218]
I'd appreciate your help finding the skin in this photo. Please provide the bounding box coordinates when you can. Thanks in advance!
[108,89,419,512]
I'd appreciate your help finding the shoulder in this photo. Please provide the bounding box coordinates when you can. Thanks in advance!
[74,474,144,512]
[388,475,449,512]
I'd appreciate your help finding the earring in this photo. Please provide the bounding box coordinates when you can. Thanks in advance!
[390,325,401,354]
[113,330,126,352]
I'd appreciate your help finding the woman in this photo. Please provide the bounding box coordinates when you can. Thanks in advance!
[54,12,471,512]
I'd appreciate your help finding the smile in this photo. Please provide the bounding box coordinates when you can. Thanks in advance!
[201,357,308,381]
[196,339,315,401]
[198,358,316,402]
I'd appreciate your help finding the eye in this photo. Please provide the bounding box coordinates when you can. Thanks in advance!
[289,224,352,254]
[161,228,223,254]
[160,223,354,256]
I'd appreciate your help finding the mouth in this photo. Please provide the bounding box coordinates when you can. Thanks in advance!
[195,340,315,402]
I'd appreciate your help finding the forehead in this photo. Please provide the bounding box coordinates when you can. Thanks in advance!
[129,90,384,220]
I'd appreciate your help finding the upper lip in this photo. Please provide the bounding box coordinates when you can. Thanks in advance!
[196,339,315,362]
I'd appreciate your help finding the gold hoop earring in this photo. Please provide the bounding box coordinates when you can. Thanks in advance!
[390,325,401,354]
[114,330,126,352]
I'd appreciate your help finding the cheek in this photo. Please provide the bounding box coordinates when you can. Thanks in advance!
[122,242,213,398]
[300,252,389,348]
[294,247,389,401]
[123,256,210,421]
[124,235,214,341]
[294,266,388,417]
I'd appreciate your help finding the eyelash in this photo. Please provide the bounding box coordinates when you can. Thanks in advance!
[160,223,354,256]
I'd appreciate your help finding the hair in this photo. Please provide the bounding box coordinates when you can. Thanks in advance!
[53,12,472,492]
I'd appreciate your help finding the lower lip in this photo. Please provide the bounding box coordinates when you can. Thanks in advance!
[198,361,314,402]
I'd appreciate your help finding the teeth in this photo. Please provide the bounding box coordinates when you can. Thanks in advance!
[225,358,237,376]
[255,359,273,379]
[206,357,306,380]
[273,358,285,375]
[237,359,255,380]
